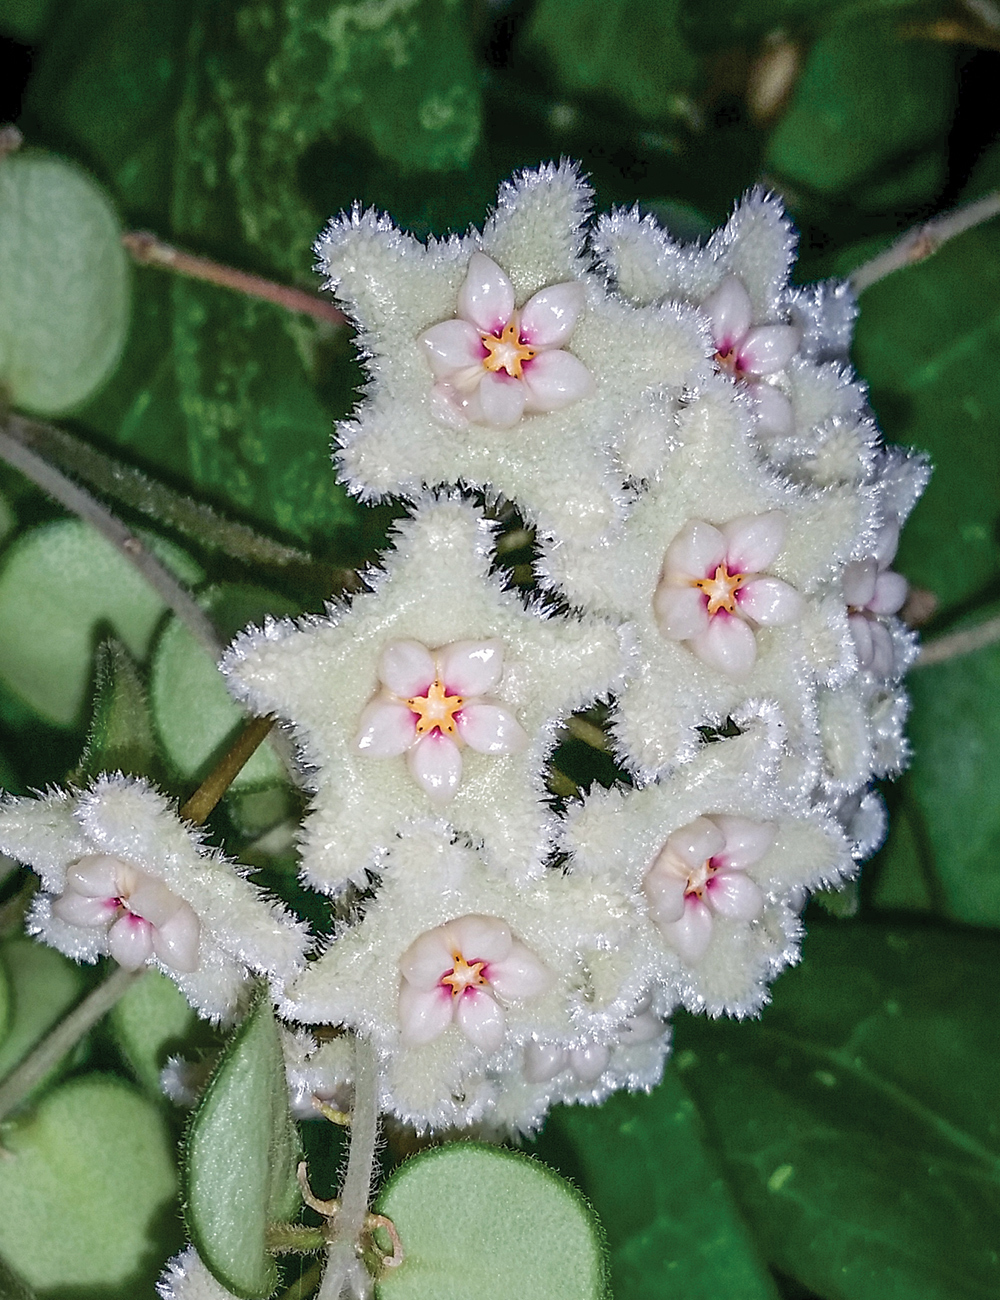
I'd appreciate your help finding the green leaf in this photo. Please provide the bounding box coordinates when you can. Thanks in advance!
[151,584,298,792]
[77,638,159,781]
[0,1255,37,1300]
[109,968,199,1096]
[0,0,57,43]
[852,223,1000,613]
[0,1075,179,1296]
[0,519,177,727]
[0,151,130,416]
[672,922,1000,1300]
[184,989,301,1299]
[534,1073,779,1300]
[678,0,921,47]
[765,15,954,198]
[526,0,700,124]
[0,937,86,1089]
[374,1143,607,1300]
[872,644,1000,927]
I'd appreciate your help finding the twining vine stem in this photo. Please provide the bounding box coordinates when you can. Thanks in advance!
[122,232,347,327]
[849,190,1000,293]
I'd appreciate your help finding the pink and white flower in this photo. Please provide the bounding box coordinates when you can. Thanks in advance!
[355,637,528,802]
[52,853,200,972]
[643,815,775,963]
[702,274,800,436]
[653,512,803,678]
[398,914,553,1053]
[418,252,595,428]
[843,521,908,678]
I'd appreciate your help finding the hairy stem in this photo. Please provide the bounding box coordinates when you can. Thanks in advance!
[179,715,276,825]
[915,613,1000,666]
[123,232,346,327]
[850,191,1000,294]
[317,1035,380,1300]
[0,964,139,1124]
[0,420,222,659]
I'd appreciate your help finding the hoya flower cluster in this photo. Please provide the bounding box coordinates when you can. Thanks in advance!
[0,164,926,1138]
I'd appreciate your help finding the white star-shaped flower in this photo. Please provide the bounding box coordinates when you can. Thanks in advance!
[222,499,623,892]
[317,161,706,543]
[0,776,310,1022]
[565,711,853,1017]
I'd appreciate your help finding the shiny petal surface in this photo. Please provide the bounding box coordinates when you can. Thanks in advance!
[519,281,586,347]
[418,319,485,380]
[437,638,504,696]
[521,348,594,412]
[874,520,901,569]
[407,732,463,802]
[523,1040,567,1084]
[843,560,878,608]
[749,381,794,436]
[445,914,513,965]
[570,1042,611,1083]
[67,854,130,899]
[690,613,758,679]
[51,890,117,928]
[108,913,154,970]
[399,982,453,1047]
[478,370,526,427]
[702,275,752,353]
[711,815,776,870]
[850,613,875,668]
[737,576,803,626]
[738,323,800,376]
[378,639,436,698]
[457,252,515,335]
[152,902,201,973]
[457,702,528,754]
[653,582,710,642]
[399,928,457,990]
[870,620,896,678]
[707,870,765,921]
[642,866,688,925]
[668,817,727,870]
[455,988,505,1053]
[355,698,417,757]
[488,940,552,1001]
[659,899,714,963]
[870,570,908,616]
[619,1008,663,1044]
[663,519,727,581]
[127,874,183,928]
[722,511,787,574]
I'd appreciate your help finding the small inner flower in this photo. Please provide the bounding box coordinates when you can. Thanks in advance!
[692,563,746,615]
[481,320,536,379]
[440,952,488,997]
[407,678,464,736]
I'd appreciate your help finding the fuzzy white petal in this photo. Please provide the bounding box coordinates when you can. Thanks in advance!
[750,381,794,435]
[722,511,787,573]
[519,281,586,347]
[378,639,437,697]
[458,252,515,334]
[521,348,595,412]
[355,698,418,757]
[436,638,504,695]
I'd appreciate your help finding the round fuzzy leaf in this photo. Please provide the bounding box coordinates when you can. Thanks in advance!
[151,585,297,791]
[110,968,198,1096]
[0,1075,178,1296]
[184,991,301,1299]
[374,1144,607,1300]
[0,948,10,1049]
[0,151,130,415]
[0,519,183,727]
[0,936,86,1089]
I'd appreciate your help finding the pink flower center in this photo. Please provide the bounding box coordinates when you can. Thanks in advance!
[692,563,746,615]
[481,319,536,379]
[406,677,464,737]
[683,857,718,901]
